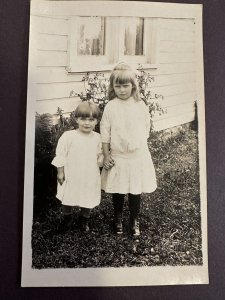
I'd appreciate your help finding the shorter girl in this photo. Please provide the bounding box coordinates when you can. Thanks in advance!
[52,102,102,233]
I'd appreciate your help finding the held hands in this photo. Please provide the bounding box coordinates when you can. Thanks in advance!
[57,168,65,185]
[103,155,115,170]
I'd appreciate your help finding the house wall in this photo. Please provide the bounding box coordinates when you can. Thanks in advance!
[31,4,198,131]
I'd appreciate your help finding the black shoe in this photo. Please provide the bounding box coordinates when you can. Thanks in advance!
[114,216,123,234]
[130,219,140,236]
[57,214,73,234]
[79,216,90,232]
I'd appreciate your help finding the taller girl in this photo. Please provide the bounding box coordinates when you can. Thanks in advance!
[101,63,157,236]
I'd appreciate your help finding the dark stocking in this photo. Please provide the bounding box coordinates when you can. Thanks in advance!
[112,193,125,234]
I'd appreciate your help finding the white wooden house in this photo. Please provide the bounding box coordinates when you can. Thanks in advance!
[29,0,203,131]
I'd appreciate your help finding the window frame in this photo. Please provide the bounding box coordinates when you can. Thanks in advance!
[67,16,159,73]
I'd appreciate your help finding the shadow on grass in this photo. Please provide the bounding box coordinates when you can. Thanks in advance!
[32,123,202,268]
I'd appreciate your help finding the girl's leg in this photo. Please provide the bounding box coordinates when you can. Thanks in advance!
[62,204,73,215]
[112,193,125,234]
[128,194,141,236]
[79,207,91,232]
[58,205,73,233]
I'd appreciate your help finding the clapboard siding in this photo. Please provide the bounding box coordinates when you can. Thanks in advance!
[36,81,84,100]
[37,51,67,67]
[162,92,196,107]
[32,14,198,130]
[159,40,195,52]
[159,18,195,31]
[154,112,194,131]
[35,80,196,101]
[150,82,195,98]
[37,34,68,51]
[36,97,81,115]
[157,102,194,118]
[158,52,195,63]
[155,63,196,75]
[153,73,196,86]
[35,67,195,84]
[34,15,68,35]
[36,67,89,83]
[159,28,195,42]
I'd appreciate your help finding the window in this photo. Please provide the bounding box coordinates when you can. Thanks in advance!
[67,16,158,73]
[123,18,144,56]
[77,17,105,56]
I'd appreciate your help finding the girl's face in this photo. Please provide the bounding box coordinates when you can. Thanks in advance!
[76,117,98,133]
[113,82,133,100]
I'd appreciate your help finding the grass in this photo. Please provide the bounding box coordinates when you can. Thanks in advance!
[32,123,202,268]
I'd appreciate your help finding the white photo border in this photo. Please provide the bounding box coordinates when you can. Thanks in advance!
[21,0,208,287]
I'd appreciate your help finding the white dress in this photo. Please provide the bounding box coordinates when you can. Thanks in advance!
[100,97,157,195]
[52,130,103,208]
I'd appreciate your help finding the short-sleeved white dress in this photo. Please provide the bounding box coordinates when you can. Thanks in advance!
[100,97,157,195]
[52,130,103,208]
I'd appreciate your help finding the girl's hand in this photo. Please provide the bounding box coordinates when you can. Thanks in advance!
[57,168,65,185]
[103,155,115,170]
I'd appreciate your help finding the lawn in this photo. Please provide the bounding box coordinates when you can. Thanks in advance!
[32,123,202,268]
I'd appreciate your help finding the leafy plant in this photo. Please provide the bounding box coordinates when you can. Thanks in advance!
[34,109,77,202]
[136,67,165,118]
[35,109,76,164]
[70,67,165,122]
[70,72,109,115]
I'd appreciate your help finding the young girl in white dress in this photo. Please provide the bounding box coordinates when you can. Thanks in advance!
[52,102,102,233]
[101,63,157,236]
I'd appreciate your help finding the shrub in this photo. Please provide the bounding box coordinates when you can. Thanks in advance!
[70,67,165,122]
[34,109,76,204]
[35,109,76,164]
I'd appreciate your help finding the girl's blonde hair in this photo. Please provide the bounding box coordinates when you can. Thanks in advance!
[75,102,101,120]
[108,63,140,101]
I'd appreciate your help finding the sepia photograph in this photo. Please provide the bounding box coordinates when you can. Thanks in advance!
[21,0,208,286]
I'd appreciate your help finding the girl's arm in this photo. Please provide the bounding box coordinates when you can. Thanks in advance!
[57,167,65,185]
[102,143,115,170]
[52,132,69,184]
[100,104,114,169]
[143,102,151,138]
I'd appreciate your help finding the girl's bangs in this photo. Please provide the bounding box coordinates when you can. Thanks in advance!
[113,70,135,84]
[75,103,100,119]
